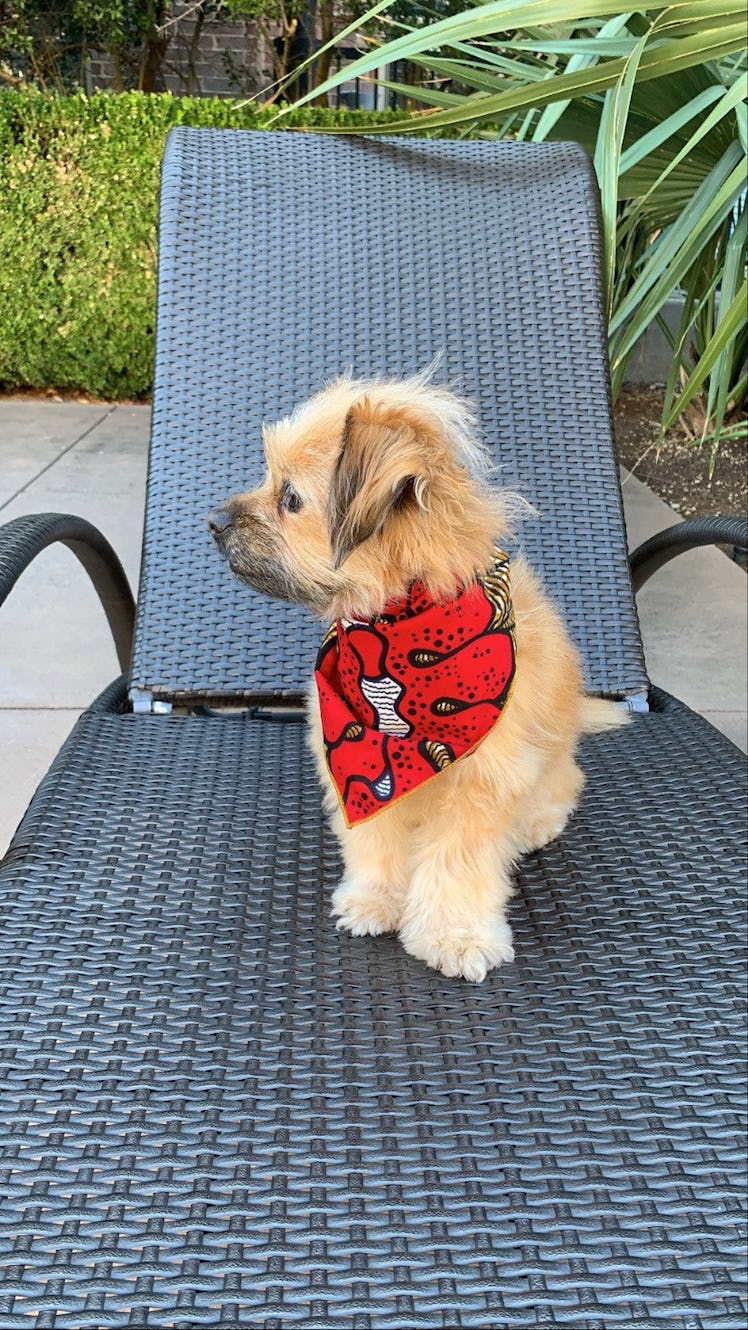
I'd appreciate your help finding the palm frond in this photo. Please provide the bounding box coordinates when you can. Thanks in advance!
[277,1,748,444]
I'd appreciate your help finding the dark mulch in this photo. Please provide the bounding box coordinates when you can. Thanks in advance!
[614,385,747,521]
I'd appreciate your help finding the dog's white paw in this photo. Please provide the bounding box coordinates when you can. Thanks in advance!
[331,878,402,937]
[399,918,514,983]
[518,805,574,853]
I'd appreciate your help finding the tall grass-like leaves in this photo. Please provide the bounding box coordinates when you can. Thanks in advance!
[276,2,748,451]
[595,20,650,313]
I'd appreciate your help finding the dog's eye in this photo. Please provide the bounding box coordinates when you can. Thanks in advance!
[279,481,303,515]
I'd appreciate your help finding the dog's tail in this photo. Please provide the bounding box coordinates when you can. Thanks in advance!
[580,696,631,734]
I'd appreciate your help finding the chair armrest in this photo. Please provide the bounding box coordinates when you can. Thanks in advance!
[629,516,748,592]
[0,513,136,672]
[88,675,132,713]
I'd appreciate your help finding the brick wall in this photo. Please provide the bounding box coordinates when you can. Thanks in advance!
[84,4,395,107]
[88,3,272,99]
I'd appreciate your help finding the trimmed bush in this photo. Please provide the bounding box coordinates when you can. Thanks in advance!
[0,93,406,398]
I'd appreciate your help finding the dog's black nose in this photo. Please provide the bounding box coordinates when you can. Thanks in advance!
[208,507,233,536]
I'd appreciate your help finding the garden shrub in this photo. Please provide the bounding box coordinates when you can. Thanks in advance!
[0,93,406,398]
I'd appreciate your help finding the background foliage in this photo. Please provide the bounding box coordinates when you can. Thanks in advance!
[1,2,175,91]
[0,1,387,95]
[0,91,403,397]
[278,1,748,452]
[2,5,745,441]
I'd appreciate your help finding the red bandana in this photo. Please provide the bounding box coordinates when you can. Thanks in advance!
[315,549,516,825]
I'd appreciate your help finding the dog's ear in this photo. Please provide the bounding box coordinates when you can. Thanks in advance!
[329,397,430,569]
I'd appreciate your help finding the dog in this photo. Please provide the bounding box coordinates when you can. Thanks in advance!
[208,371,624,982]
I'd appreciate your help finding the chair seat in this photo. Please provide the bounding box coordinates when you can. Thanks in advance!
[1,698,745,1328]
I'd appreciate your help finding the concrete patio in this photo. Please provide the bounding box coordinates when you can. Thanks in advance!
[1,398,746,856]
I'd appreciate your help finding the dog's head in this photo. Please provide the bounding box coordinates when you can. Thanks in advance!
[208,373,514,620]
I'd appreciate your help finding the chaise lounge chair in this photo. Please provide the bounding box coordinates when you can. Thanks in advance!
[1,129,746,1328]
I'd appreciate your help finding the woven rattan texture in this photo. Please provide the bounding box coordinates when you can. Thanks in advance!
[131,129,647,704]
[1,705,744,1327]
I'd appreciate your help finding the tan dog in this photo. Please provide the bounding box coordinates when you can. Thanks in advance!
[209,372,623,982]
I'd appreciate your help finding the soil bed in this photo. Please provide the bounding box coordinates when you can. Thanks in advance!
[614,385,746,521]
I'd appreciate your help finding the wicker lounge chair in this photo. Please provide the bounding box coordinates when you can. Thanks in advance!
[1,130,746,1329]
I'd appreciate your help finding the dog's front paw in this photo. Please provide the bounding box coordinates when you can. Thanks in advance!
[518,805,573,853]
[399,918,514,983]
[331,877,402,937]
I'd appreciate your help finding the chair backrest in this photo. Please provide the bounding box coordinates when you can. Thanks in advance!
[130,129,647,707]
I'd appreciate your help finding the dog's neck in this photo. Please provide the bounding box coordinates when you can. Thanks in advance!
[329,547,500,625]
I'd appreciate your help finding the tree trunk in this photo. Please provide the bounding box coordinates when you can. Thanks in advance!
[138,1,170,93]
[313,1,333,101]
[185,8,206,94]
[139,35,169,92]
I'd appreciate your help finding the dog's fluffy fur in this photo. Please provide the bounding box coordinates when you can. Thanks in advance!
[211,372,624,982]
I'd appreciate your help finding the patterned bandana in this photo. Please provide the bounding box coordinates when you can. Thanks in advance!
[315,549,516,825]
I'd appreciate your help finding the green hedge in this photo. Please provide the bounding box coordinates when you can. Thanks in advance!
[0,92,408,398]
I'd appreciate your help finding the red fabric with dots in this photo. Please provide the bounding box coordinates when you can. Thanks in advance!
[315,556,516,825]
